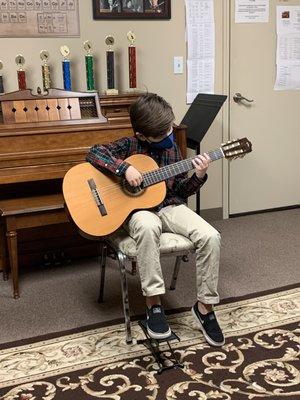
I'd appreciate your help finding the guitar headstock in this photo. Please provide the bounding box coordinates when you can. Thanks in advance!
[221,138,252,160]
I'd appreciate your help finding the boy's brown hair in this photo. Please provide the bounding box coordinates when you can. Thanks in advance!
[129,93,175,138]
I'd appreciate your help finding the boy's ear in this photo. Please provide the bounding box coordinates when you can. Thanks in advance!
[135,132,147,141]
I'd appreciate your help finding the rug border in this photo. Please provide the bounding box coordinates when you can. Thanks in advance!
[1,282,299,350]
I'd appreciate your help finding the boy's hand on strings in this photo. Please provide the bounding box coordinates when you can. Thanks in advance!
[192,153,211,179]
[125,166,143,187]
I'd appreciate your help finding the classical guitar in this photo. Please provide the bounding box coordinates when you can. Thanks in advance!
[63,138,252,238]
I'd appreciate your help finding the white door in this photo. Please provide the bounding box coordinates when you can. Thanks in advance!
[229,0,300,215]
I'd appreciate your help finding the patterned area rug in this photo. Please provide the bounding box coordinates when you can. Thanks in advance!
[0,286,299,399]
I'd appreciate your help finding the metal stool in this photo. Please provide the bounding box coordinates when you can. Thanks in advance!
[98,229,195,344]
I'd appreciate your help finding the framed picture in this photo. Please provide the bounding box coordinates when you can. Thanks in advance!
[93,1,171,20]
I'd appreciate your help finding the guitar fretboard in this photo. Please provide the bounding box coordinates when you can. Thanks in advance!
[142,148,224,188]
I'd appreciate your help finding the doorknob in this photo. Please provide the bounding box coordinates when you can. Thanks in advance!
[233,93,254,103]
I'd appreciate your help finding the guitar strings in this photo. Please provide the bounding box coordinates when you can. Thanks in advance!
[86,158,196,195]
[83,149,225,196]
[85,169,181,195]
[86,167,205,197]
[67,176,155,201]
[89,164,192,195]
[73,191,133,212]
[90,160,193,193]
[73,174,175,203]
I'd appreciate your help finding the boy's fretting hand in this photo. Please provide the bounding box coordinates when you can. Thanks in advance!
[192,153,211,179]
[125,165,143,187]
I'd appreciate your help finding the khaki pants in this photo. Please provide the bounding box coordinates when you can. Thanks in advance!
[126,204,221,305]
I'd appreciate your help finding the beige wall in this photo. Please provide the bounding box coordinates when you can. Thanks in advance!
[0,0,225,211]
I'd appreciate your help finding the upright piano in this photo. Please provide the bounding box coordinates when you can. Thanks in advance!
[0,88,187,298]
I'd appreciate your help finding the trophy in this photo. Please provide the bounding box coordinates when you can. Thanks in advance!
[40,50,51,91]
[15,54,27,90]
[0,61,4,94]
[60,45,72,91]
[105,35,118,95]
[127,31,137,90]
[83,40,96,92]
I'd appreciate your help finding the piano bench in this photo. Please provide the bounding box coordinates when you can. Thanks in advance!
[0,194,68,299]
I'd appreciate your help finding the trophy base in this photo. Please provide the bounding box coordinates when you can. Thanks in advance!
[105,88,119,95]
[124,88,146,94]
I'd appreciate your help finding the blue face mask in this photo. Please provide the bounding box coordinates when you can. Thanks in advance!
[148,132,174,150]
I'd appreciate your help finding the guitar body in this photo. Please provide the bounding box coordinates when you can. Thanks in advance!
[63,154,166,239]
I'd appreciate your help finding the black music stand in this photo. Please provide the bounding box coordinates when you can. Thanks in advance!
[181,93,227,214]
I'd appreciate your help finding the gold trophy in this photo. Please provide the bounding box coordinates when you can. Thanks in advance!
[40,50,51,91]
[105,35,118,95]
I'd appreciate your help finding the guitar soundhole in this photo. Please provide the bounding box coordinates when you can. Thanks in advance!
[122,179,145,197]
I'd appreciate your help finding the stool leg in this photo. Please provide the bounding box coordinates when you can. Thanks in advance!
[98,242,107,303]
[0,224,9,281]
[170,256,182,291]
[117,251,132,344]
[6,231,19,299]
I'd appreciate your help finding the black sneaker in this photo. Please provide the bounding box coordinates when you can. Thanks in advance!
[191,303,225,346]
[146,305,172,340]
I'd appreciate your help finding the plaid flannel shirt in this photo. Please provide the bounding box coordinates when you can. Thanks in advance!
[86,136,207,210]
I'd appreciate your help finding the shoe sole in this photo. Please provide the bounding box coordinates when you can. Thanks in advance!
[191,306,225,347]
[146,325,172,340]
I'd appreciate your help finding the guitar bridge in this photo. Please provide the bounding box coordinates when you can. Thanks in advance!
[87,179,107,216]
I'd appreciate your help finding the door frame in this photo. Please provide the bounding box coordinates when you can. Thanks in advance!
[221,0,231,219]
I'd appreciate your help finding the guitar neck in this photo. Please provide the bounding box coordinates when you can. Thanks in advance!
[142,148,224,188]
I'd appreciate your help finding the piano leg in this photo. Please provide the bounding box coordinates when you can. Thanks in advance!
[0,224,9,281]
[6,230,19,299]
